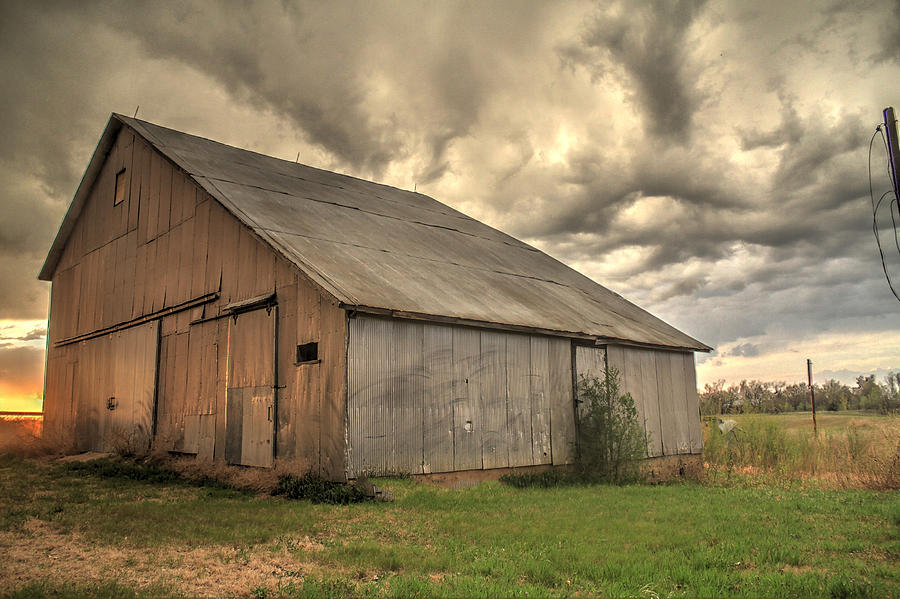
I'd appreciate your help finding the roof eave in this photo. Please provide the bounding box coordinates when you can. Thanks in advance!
[341,303,712,352]
[38,114,124,281]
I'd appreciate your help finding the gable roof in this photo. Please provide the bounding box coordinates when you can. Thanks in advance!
[40,113,710,352]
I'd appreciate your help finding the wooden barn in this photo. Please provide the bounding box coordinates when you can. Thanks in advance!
[39,114,711,480]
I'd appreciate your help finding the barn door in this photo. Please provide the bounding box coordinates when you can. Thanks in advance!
[574,345,607,420]
[80,321,159,453]
[225,307,276,467]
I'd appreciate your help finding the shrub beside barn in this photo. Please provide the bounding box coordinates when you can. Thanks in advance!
[39,114,710,480]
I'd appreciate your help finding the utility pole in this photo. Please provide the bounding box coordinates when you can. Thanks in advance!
[884,107,900,195]
[807,359,817,437]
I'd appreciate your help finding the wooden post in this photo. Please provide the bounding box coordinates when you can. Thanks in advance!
[883,107,900,195]
[807,359,817,437]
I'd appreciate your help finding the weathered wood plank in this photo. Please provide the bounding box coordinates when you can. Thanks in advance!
[639,349,663,457]
[505,333,532,468]
[548,337,574,465]
[157,154,172,235]
[530,336,552,464]
[191,200,211,298]
[479,330,508,470]
[391,320,424,474]
[668,351,690,454]
[655,352,677,456]
[683,352,702,454]
[451,327,481,471]
[176,217,195,305]
[423,323,453,474]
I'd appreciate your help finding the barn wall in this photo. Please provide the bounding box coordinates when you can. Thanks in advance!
[44,129,347,476]
[346,315,575,477]
[604,345,702,456]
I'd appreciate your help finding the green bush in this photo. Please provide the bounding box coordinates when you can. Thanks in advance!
[501,368,648,488]
[575,368,648,484]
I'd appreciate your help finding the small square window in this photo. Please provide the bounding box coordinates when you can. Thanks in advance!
[114,168,127,206]
[296,342,318,363]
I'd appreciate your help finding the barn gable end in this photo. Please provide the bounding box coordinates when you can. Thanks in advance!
[42,122,347,478]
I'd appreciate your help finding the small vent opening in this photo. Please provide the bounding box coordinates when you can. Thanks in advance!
[296,342,318,363]
[114,168,127,206]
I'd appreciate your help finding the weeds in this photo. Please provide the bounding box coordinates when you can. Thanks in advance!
[273,473,371,504]
[498,468,574,488]
[702,415,900,489]
[575,368,649,484]
[59,457,244,493]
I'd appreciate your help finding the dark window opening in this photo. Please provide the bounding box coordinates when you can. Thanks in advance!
[296,342,318,363]
[114,168,127,206]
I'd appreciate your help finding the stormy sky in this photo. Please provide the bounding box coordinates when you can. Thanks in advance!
[1,0,899,409]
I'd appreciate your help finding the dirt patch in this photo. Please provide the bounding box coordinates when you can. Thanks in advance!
[56,452,115,463]
[1,518,331,597]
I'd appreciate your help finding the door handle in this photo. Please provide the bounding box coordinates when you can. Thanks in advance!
[267,405,272,422]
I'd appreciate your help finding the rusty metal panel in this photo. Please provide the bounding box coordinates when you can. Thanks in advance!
[423,323,453,474]
[505,333,532,468]
[479,330,508,470]
[225,308,275,467]
[452,327,481,471]
[548,337,574,465]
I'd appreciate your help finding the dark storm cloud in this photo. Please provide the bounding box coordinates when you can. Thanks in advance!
[69,1,551,182]
[873,0,900,63]
[560,0,708,142]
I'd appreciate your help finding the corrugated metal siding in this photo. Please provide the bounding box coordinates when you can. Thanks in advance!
[347,315,575,477]
[600,345,702,457]
[506,334,532,468]
[423,324,453,473]
[480,331,509,470]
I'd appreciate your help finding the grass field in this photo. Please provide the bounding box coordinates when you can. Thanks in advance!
[1,449,898,598]
[701,412,899,490]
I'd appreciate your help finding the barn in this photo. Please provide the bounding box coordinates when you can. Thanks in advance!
[39,114,711,480]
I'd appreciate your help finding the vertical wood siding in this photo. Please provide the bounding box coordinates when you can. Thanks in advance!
[44,129,348,477]
[601,345,702,457]
[347,316,575,477]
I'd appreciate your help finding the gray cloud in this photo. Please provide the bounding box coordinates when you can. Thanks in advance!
[560,0,708,142]
[0,325,47,342]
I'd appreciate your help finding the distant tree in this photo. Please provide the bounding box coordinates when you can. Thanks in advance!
[882,373,900,413]
[820,379,851,411]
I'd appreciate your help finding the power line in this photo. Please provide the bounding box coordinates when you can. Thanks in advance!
[868,126,900,302]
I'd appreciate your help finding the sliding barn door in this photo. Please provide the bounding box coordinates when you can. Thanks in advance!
[71,321,159,453]
[225,307,276,467]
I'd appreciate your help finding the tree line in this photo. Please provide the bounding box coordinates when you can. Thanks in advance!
[699,373,900,415]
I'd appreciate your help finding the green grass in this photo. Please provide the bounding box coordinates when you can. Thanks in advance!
[1,452,897,598]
